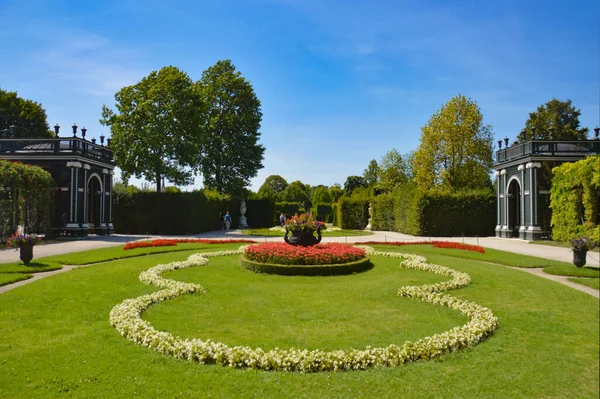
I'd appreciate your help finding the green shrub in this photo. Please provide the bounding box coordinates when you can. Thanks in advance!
[550,155,600,244]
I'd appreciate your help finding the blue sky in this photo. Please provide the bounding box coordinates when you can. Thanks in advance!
[1,0,598,191]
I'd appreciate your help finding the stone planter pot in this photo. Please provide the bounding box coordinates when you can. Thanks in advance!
[20,243,34,265]
[284,228,323,247]
[572,248,587,268]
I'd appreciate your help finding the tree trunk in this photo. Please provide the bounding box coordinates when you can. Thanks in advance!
[156,171,162,192]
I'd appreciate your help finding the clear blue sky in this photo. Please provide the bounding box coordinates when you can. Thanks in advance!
[1,0,598,191]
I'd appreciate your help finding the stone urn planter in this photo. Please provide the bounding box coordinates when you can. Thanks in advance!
[572,249,587,268]
[20,243,34,265]
[284,228,323,247]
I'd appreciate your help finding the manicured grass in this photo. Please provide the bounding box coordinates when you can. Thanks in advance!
[530,240,600,252]
[568,277,600,290]
[0,273,31,286]
[367,244,573,268]
[242,227,374,237]
[39,242,253,265]
[544,264,600,278]
[0,243,598,398]
[0,260,63,273]
[0,259,62,287]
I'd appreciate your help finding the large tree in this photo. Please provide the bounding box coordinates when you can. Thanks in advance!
[363,159,380,187]
[257,174,288,201]
[197,60,264,196]
[377,149,409,193]
[413,94,494,191]
[0,88,53,138]
[100,66,203,192]
[311,185,332,204]
[522,98,589,141]
[281,180,310,203]
[344,175,367,195]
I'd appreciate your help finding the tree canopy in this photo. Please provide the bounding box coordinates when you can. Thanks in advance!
[522,98,589,141]
[377,149,409,193]
[311,185,332,204]
[363,159,380,187]
[100,66,203,192]
[413,94,494,192]
[0,88,53,138]
[197,60,264,196]
[281,180,310,203]
[257,175,289,201]
[344,175,367,195]
[101,61,264,195]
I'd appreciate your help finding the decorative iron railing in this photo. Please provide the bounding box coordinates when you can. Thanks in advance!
[495,140,600,164]
[0,137,114,164]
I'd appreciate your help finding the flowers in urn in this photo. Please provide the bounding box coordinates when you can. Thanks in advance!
[569,236,597,252]
[284,213,326,233]
[7,233,42,249]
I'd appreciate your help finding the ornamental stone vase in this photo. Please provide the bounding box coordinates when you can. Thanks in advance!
[20,243,34,265]
[284,228,323,247]
[572,249,587,268]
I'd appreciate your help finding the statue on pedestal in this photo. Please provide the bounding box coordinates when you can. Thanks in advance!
[239,200,249,229]
[365,203,372,231]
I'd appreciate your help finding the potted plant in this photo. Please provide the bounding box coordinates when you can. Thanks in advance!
[569,236,597,268]
[7,233,42,265]
[284,213,327,247]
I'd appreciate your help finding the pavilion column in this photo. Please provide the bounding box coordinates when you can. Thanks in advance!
[82,164,91,227]
[526,162,542,239]
[65,161,82,228]
[518,164,526,239]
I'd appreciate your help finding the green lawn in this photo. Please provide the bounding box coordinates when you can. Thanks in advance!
[568,277,600,290]
[0,243,598,398]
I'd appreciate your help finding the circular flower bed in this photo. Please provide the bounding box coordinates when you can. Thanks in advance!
[241,242,371,276]
[109,245,499,372]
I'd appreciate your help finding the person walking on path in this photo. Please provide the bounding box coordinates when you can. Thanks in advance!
[224,211,232,232]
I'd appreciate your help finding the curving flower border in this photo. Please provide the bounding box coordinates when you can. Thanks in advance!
[109,245,499,372]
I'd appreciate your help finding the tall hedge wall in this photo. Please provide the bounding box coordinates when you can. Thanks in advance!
[393,184,420,235]
[415,190,496,237]
[337,197,369,230]
[113,192,274,234]
[550,155,600,244]
[371,193,395,231]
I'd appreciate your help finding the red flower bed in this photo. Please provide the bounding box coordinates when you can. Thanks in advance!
[123,238,257,250]
[355,241,485,254]
[244,242,366,265]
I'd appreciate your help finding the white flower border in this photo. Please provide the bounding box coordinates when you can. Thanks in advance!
[109,245,498,372]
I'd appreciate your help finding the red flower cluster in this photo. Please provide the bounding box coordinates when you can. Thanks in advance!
[244,242,366,265]
[355,241,485,254]
[123,238,257,250]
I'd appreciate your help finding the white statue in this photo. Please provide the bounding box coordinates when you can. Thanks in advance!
[239,200,248,229]
[365,204,372,231]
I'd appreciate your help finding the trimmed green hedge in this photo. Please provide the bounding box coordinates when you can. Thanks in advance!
[550,155,600,244]
[337,197,369,230]
[371,193,394,231]
[239,255,373,276]
[113,192,274,234]
[315,204,333,222]
[415,190,495,237]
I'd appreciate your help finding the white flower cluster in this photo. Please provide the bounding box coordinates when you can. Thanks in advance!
[110,245,498,372]
[268,226,286,232]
